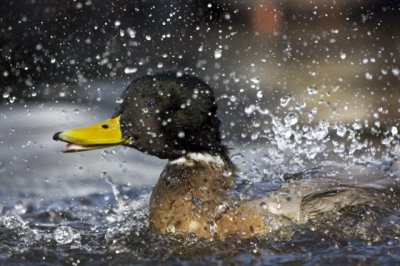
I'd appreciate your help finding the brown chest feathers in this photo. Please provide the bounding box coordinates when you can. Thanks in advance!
[148,154,269,240]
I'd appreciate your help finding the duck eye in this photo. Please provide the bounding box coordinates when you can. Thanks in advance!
[102,124,109,129]
[147,99,156,108]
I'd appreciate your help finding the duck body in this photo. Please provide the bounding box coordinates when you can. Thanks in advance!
[149,153,270,239]
[53,72,400,240]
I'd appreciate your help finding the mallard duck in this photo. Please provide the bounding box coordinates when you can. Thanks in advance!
[53,72,400,239]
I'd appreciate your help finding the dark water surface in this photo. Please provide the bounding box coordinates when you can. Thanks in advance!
[1,185,400,265]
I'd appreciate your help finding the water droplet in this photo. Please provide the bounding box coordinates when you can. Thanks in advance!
[340,52,346,60]
[127,28,136,38]
[210,221,218,234]
[167,224,176,233]
[391,126,398,135]
[260,202,268,210]
[14,201,27,214]
[231,153,245,162]
[333,143,346,153]
[223,170,232,177]
[116,97,124,104]
[335,123,347,137]
[114,20,121,27]
[314,120,329,140]
[382,138,391,146]
[309,71,317,77]
[2,214,27,230]
[53,226,75,244]
[35,43,43,50]
[280,95,291,107]
[2,92,9,99]
[251,132,259,140]
[145,35,151,41]
[305,120,329,141]
[257,90,263,99]
[311,107,317,114]
[251,242,259,254]
[295,102,306,110]
[157,62,163,68]
[178,131,185,138]
[124,67,137,74]
[352,122,362,130]
[216,203,227,215]
[307,86,318,95]
[284,112,298,126]
[250,77,260,84]
[214,49,222,59]
[252,121,260,128]
[365,72,373,80]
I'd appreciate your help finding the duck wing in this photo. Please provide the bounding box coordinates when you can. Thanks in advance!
[247,164,400,224]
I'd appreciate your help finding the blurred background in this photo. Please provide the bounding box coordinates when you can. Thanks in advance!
[0,0,399,197]
[1,0,399,123]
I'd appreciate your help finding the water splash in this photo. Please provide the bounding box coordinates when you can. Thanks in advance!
[238,96,399,205]
[53,225,77,244]
[101,171,129,212]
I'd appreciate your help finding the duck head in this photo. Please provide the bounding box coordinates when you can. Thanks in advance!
[53,73,226,159]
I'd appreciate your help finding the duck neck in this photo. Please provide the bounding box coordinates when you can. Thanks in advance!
[148,152,237,235]
[155,152,237,202]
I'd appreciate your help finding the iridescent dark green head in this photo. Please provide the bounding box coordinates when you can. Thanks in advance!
[114,73,226,159]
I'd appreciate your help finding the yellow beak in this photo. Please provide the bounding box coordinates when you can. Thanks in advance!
[53,115,131,152]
